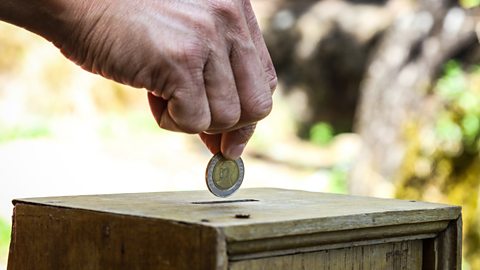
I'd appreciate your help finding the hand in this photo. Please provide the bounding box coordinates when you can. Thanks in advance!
[65,0,277,160]
[141,0,277,159]
[0,0,277,160]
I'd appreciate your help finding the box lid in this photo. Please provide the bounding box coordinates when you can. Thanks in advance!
[14,188,460,242]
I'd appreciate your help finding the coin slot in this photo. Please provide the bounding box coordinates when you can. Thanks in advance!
[191,199,259,205]
[235,213,250,219]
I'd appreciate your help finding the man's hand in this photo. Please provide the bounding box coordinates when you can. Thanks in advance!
[0,0,277,160]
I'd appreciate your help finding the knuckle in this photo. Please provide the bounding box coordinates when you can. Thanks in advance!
[168,89,211,134]
[211,0,250,39]
[230,40,256,59]
[178,120,209,134]
[178,112,211,134]
[247,94,273,121]
[243,41,257,53]
[267,69,278,92]
[212,0,240,22]
[194,15,217,36]
[212,106,241,129]
[168,34,209,65]
[189,120,211,134]
[175,42,206,63]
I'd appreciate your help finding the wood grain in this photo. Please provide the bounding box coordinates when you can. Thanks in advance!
[7,188,461,269]
[436,216,462,270]
[229,240,423,270]
[8,204,227,270]
[228,220,447,260]
[13,188,461,241]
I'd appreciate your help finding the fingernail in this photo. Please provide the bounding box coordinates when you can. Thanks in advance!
[224,143,246,160]
[151,91,162,98]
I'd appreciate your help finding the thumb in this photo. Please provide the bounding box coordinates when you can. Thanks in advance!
[221,124,256,160]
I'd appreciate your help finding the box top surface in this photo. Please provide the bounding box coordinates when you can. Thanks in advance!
[14,188,460,241]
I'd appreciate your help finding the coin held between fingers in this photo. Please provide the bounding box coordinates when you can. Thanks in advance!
[205,153,244,198]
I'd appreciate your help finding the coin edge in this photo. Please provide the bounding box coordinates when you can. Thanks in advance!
[205,153,244,198]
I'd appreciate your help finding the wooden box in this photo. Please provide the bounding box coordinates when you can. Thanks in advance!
[7,188,461,269]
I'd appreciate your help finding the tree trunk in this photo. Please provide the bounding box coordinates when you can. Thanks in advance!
[263,0,391,136]
[351,0,478,196]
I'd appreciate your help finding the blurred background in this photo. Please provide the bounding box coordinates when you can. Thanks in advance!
[1,0,479,268]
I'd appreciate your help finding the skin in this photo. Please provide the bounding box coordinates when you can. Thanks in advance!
[0,0,277,160]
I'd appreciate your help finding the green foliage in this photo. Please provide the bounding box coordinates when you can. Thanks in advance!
[461,0,480,8]
[0,217,11,261]
[328,165,349,194]
[436,61,468,100]
[309,122,347,193]
[309,122,334,146]
[397,60,480,269]
[434,61,480,154]
[435,115,463,147]
[0,122,50,143]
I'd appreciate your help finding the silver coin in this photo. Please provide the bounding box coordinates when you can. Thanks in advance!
[205,153,244,198]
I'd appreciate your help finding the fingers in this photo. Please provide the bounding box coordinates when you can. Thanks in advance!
[230,40,273,124]
[148,92,172,129]
[148,67,212,134]
[199,1,273,158]
[199,123,256,160]
[221,0,273,127]
[168,83,211,133]
[203,47,241,131]
[150,47,242,134]
[149,0,274,155]
[221,124,257,160]
[199,133,222,154]
[242,0,278,92]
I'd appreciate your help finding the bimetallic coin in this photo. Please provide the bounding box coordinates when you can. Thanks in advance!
[206,153,244,197]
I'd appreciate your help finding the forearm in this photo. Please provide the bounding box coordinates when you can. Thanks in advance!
[0,0,276,160]
[0,0,91,44]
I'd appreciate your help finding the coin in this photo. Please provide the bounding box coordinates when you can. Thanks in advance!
[205,153,244,198]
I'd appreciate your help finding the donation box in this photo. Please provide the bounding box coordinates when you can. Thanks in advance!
[7,188,461,269]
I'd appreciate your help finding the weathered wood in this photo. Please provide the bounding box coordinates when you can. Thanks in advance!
[8,204,226,270]
[228,221,447,260]
[229,240,423,270]
[421,216,463,270]
[7,188,461,269]
[436,216,462,270]
[11,188,460,240]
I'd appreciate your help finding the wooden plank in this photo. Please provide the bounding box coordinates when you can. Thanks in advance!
[422,216,463,270]
[436,216,462,270]
[362,244,373,269]
[7,204,227,270]
[13,188,461,243]
[227,220,447,259]
[229,240,423,270]
[408,238,423,267]
[229,234,438,262]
